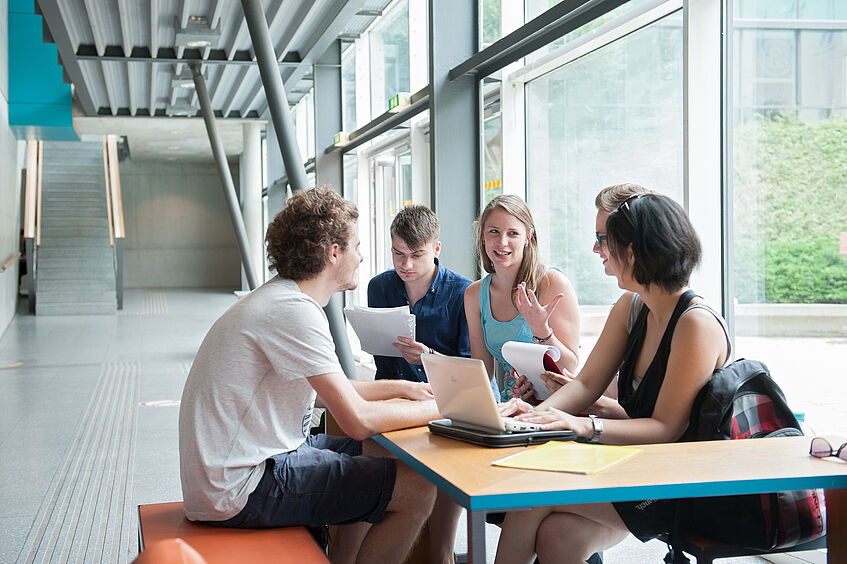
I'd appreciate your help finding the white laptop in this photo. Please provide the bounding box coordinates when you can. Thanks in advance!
[421,353,576,447]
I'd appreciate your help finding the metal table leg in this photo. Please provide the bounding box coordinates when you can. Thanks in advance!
[467,510,487,564]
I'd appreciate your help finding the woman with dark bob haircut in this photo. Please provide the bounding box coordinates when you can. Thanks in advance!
[496,193,731,564]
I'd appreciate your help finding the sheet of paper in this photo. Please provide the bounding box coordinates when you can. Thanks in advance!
[491,442,642,475]
[344,305,416,357]
[501,341,560,400]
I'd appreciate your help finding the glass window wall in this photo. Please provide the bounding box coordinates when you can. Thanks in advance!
[483,83,503,204]
[524,0,658,65]
[369,0,411,117]
[341,43,357,133]
[729,1,847,433]
[524,12,683,326]
[481,0,502,48]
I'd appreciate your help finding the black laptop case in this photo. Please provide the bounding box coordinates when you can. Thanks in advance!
[428,419,576,448]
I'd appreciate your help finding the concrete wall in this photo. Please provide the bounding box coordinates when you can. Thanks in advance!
[0,0,24,336]
[120,160,241,289]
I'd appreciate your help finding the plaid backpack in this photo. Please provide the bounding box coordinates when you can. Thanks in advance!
[671,359,825,551]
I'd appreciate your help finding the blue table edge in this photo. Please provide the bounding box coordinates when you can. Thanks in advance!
[373,434,847,512]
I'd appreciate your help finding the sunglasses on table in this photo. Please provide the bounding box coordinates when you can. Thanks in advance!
[809,436,847,461]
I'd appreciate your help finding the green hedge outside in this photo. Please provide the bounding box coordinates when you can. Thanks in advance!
[733,113,847,304]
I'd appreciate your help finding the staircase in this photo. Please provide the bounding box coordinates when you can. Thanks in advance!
[36,141,117,315]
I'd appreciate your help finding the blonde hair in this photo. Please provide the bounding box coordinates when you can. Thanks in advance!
[594,183,652,213]
[473,195,545,306]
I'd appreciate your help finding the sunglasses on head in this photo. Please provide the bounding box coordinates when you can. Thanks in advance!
[617,194,641,229]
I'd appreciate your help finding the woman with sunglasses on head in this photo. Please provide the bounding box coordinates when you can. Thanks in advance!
[495,193,731,564]
[515,184,653,414]
[464,195,581,402]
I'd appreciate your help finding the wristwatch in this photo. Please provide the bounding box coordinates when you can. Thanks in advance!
[588,414,604,443]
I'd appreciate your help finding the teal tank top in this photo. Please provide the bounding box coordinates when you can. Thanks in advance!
[479,274,534,401]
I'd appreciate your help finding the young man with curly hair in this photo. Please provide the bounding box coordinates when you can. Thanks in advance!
[179,187,440,564]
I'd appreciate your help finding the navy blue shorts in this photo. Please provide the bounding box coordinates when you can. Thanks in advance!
[206,434,396,529]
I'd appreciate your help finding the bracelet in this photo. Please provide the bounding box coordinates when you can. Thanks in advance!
[532,329,554,344]
[428,347,434,355]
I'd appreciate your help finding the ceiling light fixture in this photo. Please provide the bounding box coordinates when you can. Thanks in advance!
[174,16,220,49]
[165,101,196,117]
[170,68,198,90]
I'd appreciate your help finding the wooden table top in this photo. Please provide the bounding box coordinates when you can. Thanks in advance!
[375,428,847,511]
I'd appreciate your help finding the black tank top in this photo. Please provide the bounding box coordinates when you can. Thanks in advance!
[617,290,697,419]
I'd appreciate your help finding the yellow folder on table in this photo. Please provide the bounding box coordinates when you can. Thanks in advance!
[491,442,641,475]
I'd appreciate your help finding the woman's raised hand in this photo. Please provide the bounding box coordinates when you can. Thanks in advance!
[514,282,564,336]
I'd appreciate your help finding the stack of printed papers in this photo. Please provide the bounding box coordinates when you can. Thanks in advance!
[492,442,641,475]
[344,305,416,357]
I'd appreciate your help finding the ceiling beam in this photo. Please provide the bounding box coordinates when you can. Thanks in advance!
[192,0,234,109]
[81,0,107,55]
[174,0,191,75]
[236,0,297,122]
[37,0,98,116]
[75,45,300,66]
[149,0,159,112]
[116,0,136,114]
[222,66,254,117]
[281,0,369,94]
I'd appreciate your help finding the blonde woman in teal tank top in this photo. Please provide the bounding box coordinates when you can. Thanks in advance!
[465,195,581,402]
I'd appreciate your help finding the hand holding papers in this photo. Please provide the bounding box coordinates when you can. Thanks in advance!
[344,305,416,358]
[501,341,563,400]
[492,442,641,475]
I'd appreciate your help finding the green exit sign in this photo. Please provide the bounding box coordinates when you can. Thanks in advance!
[388,92,410,113]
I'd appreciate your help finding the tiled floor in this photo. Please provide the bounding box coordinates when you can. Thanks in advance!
[0,289,835,563]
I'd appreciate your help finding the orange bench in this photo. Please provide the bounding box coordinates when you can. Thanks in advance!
[137,501,329,563]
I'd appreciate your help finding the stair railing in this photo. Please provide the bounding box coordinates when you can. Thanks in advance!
[102,135,125,309]
[22,140,42,312]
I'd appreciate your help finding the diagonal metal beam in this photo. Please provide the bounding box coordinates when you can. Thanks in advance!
[192,0,229,112]
[242,0,342,113]
[241,0,357,381]
[38,0,98,115]
[191,62,260,290]
[235,0,299,119]
[241,0,307,190]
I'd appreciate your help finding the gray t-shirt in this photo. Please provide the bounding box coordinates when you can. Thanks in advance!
[179,277,342,521]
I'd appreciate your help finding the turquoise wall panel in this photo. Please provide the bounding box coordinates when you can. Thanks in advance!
[8,2,77,140]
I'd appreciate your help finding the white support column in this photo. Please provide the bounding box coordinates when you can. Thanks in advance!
[499,1,526,197]
[409,0,430,207]
[241,121,264,290]
[684,0,724,311]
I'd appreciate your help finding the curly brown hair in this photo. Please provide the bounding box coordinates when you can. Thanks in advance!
[265,187,358,281]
